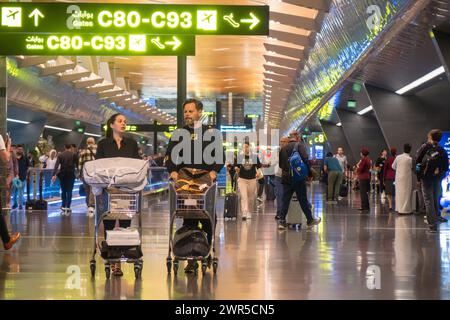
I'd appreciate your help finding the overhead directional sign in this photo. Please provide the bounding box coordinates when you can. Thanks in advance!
[102,124,177,132]
[0,33,195,56]
[0,3,269,35]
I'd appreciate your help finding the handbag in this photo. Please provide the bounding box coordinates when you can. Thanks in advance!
[79,184,86,197]
[256,168,264,180]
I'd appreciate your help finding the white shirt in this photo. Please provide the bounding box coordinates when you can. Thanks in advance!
[335,154,347,171]
[46,157,57,170]
[0,135,5,151]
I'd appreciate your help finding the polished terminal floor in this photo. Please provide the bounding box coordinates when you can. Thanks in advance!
[1,183,449,300]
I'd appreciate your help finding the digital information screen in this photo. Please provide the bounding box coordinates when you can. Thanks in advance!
[439,132,450,209]
[0,3,269,35]
[0,33,195,56]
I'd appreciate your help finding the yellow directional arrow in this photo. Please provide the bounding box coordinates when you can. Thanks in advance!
[28,8,44,27]
[240,12,259,30]
[165,36,181,50]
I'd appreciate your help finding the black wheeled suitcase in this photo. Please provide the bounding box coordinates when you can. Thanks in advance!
[35,170,47,210]
[339,182,348,197]
[224,192,238,220]
[265,181,276,201]
[224,173,239,220]
[25,171,36,210]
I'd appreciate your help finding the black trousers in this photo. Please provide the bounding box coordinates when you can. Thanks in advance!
[60,174,75,209]
[0,198,10,244]
[359,179,370,210]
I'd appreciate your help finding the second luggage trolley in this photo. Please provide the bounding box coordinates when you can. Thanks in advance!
[166,182,218,276]
[90,188,144,279]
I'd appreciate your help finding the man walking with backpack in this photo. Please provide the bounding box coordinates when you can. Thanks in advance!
[277,131,321,230]
[415,129,449,233]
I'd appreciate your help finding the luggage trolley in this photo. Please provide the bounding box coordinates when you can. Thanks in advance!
[166,182,218,276]
[90,188,144,279]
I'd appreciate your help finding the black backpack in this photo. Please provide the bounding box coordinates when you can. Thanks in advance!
[420,145,442,178]
[173,225,210,258]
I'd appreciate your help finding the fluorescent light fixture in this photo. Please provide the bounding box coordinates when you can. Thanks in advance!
[84,132,101,137]
[336,122,342,127]
[114,56,130,60]
[7,118,30,124]
[357,105,373,115]
[222,78,236,81]
[217,66,234,69]
[129,72,143,76]
[396,66,445,95]
[44,125,72,132]
[212,47,230,51]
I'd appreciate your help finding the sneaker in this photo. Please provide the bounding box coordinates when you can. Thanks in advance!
[338,197,344,201]
[88,207,95,218]
[274,215,281,221]
[277,220,287,230]
[307,217,322,228]
[4,232,21,250]
[242,215,247,221]
[257,197,263,202]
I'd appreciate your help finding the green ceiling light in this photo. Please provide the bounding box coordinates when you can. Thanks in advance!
[352,83,362,93]
[75,120,81,126]
[347,100,357,108]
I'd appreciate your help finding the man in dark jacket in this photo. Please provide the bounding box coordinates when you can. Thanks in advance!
[165,98,224,273]
[13,145,30,209]
[277,131,321,230]
[415,129,449,233]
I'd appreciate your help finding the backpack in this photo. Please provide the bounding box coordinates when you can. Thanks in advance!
[289,143,309,184]
[420,145,442,178]
[173,225,210,258]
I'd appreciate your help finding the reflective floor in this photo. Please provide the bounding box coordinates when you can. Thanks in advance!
[1,183,449,300]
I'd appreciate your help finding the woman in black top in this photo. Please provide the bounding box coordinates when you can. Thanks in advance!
[235,142,261,220]
[96,113,140,277]
[375,149,388,194]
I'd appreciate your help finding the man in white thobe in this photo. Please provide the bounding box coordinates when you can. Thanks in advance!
[392,143,413,214]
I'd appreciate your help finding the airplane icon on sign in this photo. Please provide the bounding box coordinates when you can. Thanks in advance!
[1,7,22,27]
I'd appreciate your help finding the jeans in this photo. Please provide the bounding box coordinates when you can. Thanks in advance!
[12,179,25,207]
[421,177,442,227]
[280,181,314,224]
[359,179,370,210]
[60,174,75,209]
[327,171,343,201]
[273,176,284,216]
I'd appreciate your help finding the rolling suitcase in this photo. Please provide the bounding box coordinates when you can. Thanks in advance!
[286,194,304,230]
[265,179,276,201]
[224,192,238,220]
[339,180,348,197]
[25,171,36,210]
[34,170,47,210]
[412,189,420,213]
[224,174,238,220]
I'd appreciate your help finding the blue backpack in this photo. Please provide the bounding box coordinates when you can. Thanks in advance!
[289,143,309,184]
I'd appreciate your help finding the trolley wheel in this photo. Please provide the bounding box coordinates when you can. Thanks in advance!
[105,266,111,279]
[134,266,142,279]
[173,261,179,276]
[201,263,207,274]
[90,261,96,277]
[166,259,172,274]
[212,259,218,274]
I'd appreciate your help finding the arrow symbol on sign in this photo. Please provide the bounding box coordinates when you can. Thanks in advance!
[28,8,44,27]
[240,12,259,30]
[165,36,181,50]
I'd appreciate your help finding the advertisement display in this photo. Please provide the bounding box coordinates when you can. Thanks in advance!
[439,131,450,209]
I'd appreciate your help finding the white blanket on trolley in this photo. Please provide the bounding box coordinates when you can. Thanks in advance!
[83,158,149,195]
